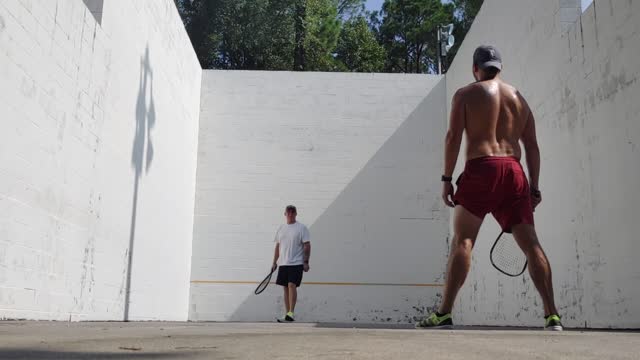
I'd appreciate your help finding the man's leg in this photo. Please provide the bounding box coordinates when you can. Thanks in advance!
[288,283,297,313]
[283,286,290,313]
[439,206,483,314]
[511,224,559,316]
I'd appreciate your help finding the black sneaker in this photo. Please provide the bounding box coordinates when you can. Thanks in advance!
[544,314,563,331]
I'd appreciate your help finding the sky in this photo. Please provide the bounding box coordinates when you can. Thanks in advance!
[365,0,451,12]
[364,0,384,12]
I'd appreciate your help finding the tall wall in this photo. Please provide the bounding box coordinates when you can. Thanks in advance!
[0,0,201,320]
[445,0,640,328]
[191,71,448,322]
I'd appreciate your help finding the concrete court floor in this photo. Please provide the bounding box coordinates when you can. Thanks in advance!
[1,321,639,360]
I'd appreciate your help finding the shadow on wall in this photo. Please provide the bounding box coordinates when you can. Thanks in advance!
[219,79,449,323]
[123,46,156,321]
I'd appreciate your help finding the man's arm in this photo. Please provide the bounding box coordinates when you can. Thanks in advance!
[521,109,542,209]
[442,89,466,207]
[303,242,310,263]
[301,226,311,271]
[521,110,540,190]
[444,89,466,177]
[303,242,311,272]
[272,243,279,271]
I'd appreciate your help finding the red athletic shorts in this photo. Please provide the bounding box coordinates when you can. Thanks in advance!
[453,156,534,233]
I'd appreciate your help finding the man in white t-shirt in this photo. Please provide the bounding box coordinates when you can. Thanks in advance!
[271,205,310,322]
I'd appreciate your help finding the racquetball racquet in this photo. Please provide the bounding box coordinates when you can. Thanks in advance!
[254,266,277,295]
[490,231,528,277]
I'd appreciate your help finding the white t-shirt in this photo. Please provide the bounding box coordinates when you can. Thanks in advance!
[274,222,310,266]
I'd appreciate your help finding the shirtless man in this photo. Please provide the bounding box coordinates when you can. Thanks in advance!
[416,45,562,331]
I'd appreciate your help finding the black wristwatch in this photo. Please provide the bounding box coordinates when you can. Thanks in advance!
[441,175,453,182]
[531,188,541,197]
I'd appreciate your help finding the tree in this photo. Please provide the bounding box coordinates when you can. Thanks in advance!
[215,0,297,70]
[337,0,365,18]
[377,0,455,73]
[177,0,342,72]
[445,0,484,68]
[336,16,386,72]
[175,0,482,73]
[452,0,483,35]
[294,0,306,70]
[176,0,296,70]
[303,0,342,71]
[175,0,224,68]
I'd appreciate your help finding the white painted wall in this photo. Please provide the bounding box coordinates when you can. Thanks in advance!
[191,71,448,322]
[0,0,201,320]
[445,0,640,328]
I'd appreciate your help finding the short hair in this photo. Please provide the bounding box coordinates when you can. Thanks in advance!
[285,205,297,213]
[483,66,501,78]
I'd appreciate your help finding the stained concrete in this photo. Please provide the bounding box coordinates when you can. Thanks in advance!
[0,0,201,321]
[1,322,639,359]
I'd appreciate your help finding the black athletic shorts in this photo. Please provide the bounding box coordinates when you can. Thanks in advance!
[276,265,304,287]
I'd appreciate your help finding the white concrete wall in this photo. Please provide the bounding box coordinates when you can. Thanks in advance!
[0,0,201,320]
[445,0,640,328]
[191,71,448,322]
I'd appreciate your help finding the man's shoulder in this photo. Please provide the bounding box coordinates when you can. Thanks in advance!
[295,222,310,234]
[458,81,492,94]
[456,81,519,102]
[454,83,481,100]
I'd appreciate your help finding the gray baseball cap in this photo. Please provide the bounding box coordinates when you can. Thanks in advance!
[473,45,502,70]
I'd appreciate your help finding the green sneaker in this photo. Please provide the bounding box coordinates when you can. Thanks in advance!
[415,312,453,329]
[544,314,563,331]
[277,312,295,323]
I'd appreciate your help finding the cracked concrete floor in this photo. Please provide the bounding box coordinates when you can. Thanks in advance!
[1,321,639,359]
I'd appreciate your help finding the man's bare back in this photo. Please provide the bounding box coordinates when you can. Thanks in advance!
[457,79,532,161]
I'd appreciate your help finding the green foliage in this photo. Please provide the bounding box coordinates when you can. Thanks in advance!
[304,0,342,71]
[175,0,222,68]
[337,0,366,17]
[175,0,483,73]
[377,0,454,73]
[336,16,386,72]
[176,0,297,70]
